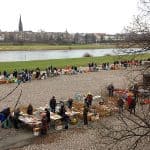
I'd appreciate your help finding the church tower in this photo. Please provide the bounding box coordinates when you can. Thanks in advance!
[19,15,23,32]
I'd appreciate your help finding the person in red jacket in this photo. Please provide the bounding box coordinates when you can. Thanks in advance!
[127,95,136,114]
[127,95,132,109]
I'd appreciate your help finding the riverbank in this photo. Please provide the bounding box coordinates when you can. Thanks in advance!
[0,43,117,51]
[0,53,150,72]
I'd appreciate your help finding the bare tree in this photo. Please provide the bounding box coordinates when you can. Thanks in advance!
[99,105,150,150]
[98,1,150,149]
[115,0,150,55]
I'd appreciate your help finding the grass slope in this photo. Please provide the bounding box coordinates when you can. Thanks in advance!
[0,53,149,73]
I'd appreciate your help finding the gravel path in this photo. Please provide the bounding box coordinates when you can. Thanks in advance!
[0,70,128,110]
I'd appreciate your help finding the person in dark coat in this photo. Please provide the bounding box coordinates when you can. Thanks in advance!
[27,104,33,115]
[41,115,48,135]
[67,97,73,109]
[107,83,115,97]
[86,93,93,106]
[45,108,50,128]
[83,105,89,125]
[59,103,69,129]
[117,97,124,113]
[49,96,56,113]
[13,108,21,129]
[133,83,139,102]
[129,96,136,114]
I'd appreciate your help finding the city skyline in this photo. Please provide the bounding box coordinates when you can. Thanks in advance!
[0,0,138,34]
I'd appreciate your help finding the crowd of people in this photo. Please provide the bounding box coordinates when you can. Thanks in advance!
[0,79,147,137]
[0,58,149,137]
[1,58,149,85]
[0,65,80,84]
[106,83,140,115]
[0,91,94,135]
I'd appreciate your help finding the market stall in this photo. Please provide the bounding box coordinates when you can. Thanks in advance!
[18,114,41,127]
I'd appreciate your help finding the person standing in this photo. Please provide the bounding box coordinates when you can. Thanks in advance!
[27,104,33,115]
[117,97,124,113]
[127,95,133,111]
[107,83,115,97]
[133,83,139,102]
[59,103,69,129]
[13,108,21,129]
[87,93,93,106]
[49,96,56,113]
[130,96,136,114]
[83,105,89,125]
[45,108,50,128]
[41,114,48,135]
[67,97,73,109]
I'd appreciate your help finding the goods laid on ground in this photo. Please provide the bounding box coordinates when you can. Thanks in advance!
[66,110,80,125]
[18,114,42,127]
[0,80,7,84]
[140,99,150,105]
[0,78,18,84]
[72,99,118,119]
[0,95,120,137]
[33,127,40,136]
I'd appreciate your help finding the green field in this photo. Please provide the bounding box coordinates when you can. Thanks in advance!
[0,43,116,51]
[0,53,149,73]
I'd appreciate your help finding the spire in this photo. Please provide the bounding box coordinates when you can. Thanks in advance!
[19,15,23,32]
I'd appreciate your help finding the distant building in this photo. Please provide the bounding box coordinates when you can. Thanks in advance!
[19,15,23,32]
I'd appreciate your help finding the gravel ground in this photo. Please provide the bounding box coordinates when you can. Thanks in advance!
[0,69,142,150]
[0,70,129,110]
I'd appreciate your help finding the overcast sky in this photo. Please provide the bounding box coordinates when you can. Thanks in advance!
[0,0,138,34]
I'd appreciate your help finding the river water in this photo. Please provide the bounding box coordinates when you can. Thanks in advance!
[0,49,117,62]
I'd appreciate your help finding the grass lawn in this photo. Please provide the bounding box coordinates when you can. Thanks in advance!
[0,43,116,51]
[0,53,149,73]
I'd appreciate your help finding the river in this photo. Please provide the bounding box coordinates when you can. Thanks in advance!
[0,49,117,62]
[0,48,144,62]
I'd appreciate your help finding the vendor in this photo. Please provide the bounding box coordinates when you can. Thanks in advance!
[107,83,115,97]
[13,108,21,129]
[0,107,11,120]
[0,107,12,128]
[49,96,56,113]
[59,103,69,129]
[132,83,139,102]
[27,104,33,115]
[117,97,124,113]
[41,114,48,135]
[86,93,93,106]
[83,105,89,125]
[67,97,73,109]
[45,108,50,128]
